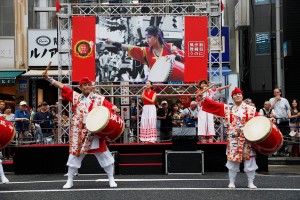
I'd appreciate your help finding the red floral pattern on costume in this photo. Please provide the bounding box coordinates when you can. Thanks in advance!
[223,102,256,162]
[202,99,257,163]
[62,86,114,156]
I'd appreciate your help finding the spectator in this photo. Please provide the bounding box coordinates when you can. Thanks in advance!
[14,101,31,144]
[287,98,300,157]
[244,98,252,105]
[157,101,172,142]
[2,106,15,158]
[170,103,183,128]
[259,101,276,118]
[52,115,59,143]
[269,88,291,156]
[55,101,59,113]
[181,101,198,128]
[130,100,139,142]
[244,98,256,107]
[34,102,54,140]
[176,100,184,112]
[0,101,5,116]
[3,106,15,124]
[140,81,157,143]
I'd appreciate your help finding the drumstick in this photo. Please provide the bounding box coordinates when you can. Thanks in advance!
[199,84,215,95]
[45,61,52,74]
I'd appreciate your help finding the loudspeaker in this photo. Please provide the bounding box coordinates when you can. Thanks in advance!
[172,127,197,151]
[165,150,204,174]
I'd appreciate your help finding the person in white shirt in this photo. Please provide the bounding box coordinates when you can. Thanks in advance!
[259,101,276,118]
[269,88,291,156]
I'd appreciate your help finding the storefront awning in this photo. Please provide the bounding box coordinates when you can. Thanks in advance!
[22,70,69,78]
[0,70,25,84]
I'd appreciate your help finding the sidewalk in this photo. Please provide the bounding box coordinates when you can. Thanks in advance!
[268,164,300,175]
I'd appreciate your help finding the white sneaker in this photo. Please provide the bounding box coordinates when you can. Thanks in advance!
[63,180,73,189]
[248,183,257,189]
[1,176,9,184]
[228,182,235,188]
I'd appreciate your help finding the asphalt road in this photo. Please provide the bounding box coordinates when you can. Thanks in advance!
[0,165,300,200]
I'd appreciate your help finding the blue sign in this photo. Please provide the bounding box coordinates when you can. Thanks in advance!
[211,27,230,63]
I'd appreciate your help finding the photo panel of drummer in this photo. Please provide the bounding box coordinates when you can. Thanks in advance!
[96,16,184,83]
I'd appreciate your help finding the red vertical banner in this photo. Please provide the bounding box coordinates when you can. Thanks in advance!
[184,16,208,83]
[72,16,96,82]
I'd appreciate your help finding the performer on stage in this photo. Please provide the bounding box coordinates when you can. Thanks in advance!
[198,87,259,189]
[0,159,9,183]
[196,79,231,143]
[140,80,157,143]
[105,26,184,80]
[42,73,119,189]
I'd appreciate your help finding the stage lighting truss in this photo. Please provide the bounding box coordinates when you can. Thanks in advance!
[56,1,224,143]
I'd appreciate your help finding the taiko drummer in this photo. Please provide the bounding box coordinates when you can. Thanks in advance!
[105,26,184,82]
[198,87,259,189]
[42,72,119,189]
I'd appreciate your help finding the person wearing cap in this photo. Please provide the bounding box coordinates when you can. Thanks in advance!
[105,26,184,81]
[14,101,31,144]
[33,101,53,142]
[198,87,259,189]
[42,73,120,189]
[180,101,198,128]
[157,100,172,142]
[196,79,231,143]
[140,80,157,143]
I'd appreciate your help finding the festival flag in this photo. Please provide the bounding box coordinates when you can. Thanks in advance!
[184,16,208,83]
[72,16,96,82]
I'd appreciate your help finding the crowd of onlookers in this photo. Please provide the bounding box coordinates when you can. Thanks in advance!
[130,86,300,157]
[1,86,299,158]
[0,100,68,147]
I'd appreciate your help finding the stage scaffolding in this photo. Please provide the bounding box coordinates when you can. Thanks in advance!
[56,1,224,143]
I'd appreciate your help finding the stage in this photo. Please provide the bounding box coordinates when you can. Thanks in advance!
[8,142,268,175]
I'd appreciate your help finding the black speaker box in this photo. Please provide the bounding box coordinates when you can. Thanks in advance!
[172,127,197,151]
[165,150,204,174]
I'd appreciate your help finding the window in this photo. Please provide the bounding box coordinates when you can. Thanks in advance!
[256,32,270,55]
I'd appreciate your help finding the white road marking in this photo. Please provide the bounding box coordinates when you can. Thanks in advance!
[1,187,300,194]
[3,178,228,184]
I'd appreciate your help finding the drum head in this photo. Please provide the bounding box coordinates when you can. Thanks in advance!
[86,106,110,133]
[148,57,172,82]
[243,116,271,142]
